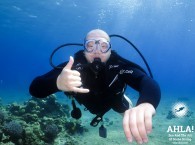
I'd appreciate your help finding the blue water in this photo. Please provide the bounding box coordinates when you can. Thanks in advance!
[0,1,194,101]
[0,0,195,144]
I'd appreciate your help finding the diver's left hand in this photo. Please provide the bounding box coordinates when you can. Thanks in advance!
[123,103,156,144]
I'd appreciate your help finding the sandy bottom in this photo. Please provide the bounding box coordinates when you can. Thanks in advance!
[2,92,194,145]
[53,96,195,145]
[55,97,195,145]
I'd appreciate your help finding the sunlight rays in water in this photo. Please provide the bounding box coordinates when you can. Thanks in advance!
[96,0,142,30]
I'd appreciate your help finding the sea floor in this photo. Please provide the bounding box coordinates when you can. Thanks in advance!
[0,93,194,145]
[54,97,195,145]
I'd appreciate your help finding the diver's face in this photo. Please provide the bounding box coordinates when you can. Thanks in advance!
[84,33,111,63]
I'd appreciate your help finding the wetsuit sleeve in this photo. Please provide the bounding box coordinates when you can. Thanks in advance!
[120,68,161,109]
[136,75,161,109]
[29,63,66,98]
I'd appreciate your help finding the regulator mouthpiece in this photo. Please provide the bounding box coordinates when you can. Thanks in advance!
[90,58,105,74]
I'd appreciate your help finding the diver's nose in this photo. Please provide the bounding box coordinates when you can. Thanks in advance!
[94,45,101,53]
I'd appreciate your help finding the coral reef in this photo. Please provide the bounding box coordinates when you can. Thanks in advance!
[3,121,24,144]
[44,123,59,143]
[0,130,2,142]
[65,120,88,135]
[0,111,5,124]
[0,94,87,145]
[3,121,24,138]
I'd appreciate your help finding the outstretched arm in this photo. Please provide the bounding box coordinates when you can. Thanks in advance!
[56,56,89,93]
[29,56,89,98]
[29,66,62,98]
[120,67,161,143]
[123,103,155,144]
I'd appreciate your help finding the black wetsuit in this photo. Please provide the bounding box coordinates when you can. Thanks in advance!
[29,50,161,117]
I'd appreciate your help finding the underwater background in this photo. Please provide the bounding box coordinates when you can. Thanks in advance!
[0,0,194,145]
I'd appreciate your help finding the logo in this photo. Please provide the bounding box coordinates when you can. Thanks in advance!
[119,69,133,74]
[109,65,119,69]
[172,102,188,118]
[75,63,83,70]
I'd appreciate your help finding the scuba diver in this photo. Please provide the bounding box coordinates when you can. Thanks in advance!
[29,29,161,144]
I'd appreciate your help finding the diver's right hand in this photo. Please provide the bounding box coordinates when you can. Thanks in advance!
[56,56,90,93]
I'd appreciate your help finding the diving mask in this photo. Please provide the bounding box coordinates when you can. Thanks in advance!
[84,38,111,53]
